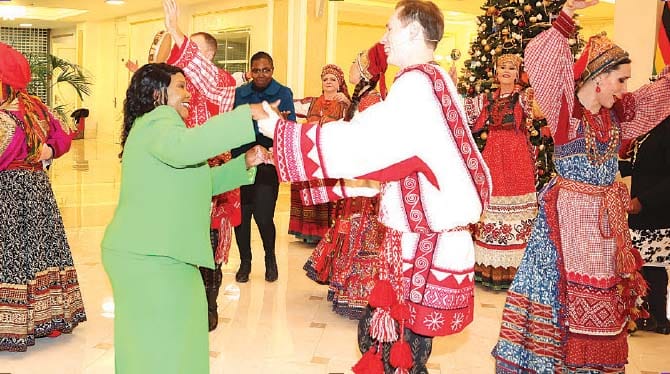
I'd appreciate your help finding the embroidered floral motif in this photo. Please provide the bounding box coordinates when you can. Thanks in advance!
[423,311,445,332]
[450,312,465,331]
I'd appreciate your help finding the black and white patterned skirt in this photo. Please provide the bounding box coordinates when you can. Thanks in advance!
[0,169,86,352]
[631,228,670,266]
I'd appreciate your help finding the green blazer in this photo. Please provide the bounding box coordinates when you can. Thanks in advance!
[102,105,256,268]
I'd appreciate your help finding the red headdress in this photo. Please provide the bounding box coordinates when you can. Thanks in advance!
[321,64,350,99]
[0,42,32,92]
[573,32,629,88]
[0,42,54,162]
[356,43,389,98]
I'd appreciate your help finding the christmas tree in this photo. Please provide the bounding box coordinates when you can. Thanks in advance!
[458,0,584,189]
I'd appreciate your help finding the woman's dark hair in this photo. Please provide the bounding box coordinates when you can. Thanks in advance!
[345,76,378,121]
[250,51,273,67]
[119,63,184,159]
[601,58,632,75]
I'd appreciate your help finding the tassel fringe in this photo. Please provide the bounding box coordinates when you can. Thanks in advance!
[352,346,384,374]
[370,307,398,343]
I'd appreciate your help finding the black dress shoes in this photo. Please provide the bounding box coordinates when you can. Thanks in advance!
[265,256,278,282]
[235,261,251,283]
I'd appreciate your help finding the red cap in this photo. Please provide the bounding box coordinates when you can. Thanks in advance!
[0,42,31,90]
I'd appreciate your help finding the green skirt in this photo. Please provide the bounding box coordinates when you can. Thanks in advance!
[102,248,208,374]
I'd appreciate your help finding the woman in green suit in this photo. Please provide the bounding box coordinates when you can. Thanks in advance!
[102,63,266,373]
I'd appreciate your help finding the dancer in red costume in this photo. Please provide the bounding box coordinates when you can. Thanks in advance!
[303,43,389,320]
[254,1,491,372]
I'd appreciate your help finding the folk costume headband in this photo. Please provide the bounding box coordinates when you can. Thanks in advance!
[496,54,522,71]
[573,32,629,87]
[321,64,350,99]
[355,43,388,99]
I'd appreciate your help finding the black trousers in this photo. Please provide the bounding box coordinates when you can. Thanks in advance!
[234,164,279,263]
[642,266,669,325]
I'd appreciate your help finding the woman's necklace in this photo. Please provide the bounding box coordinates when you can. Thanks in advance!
[582,109,619,165]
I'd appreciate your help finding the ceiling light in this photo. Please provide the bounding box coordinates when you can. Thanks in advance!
[105,0,125,5]
[19,23,33,27]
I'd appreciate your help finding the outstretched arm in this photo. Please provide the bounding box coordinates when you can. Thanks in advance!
[149,106,255,168]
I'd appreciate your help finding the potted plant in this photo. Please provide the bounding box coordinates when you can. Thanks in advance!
[27,53,92,139]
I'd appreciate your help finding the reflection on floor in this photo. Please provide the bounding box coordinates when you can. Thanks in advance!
[1,138,669,374]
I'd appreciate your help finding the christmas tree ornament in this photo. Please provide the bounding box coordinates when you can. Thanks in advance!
[502,28,510,36]
[481,39,488,46]
[536,1,542,6]
[484,44,491,52]
[524,4,532,12]
[538,143,545,150]
[480,132,488,140]
[496,16,504,24]
[487,6,497,16]
[529,16,537,23]
[537,13,543,21]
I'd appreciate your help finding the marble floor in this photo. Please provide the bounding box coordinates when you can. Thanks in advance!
[1,138,670,374]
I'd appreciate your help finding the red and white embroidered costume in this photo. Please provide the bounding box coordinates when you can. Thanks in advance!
[167,36,238,263]
[271,63,491,337]
[492,11,670,373]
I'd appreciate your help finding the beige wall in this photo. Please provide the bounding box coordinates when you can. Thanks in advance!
[303,0,329,98]
[613,0,661,90]
[63,1,634,141]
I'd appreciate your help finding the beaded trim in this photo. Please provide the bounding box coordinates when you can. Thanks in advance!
[0,110,17,157]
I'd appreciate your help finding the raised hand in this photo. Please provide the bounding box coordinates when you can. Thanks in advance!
[125,60,139,73]
[162,0,185,46]
[448,64,457,86]
[563,0,599,16]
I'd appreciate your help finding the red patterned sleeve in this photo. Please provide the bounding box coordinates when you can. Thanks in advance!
[524,11,576,139]
[616,65,670,140]
[46,112,72,158]
[167,36,236,112]
[463,95,485,127]
[358,92,382,112]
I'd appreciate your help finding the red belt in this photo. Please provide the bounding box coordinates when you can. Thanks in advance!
[6,160,42,171]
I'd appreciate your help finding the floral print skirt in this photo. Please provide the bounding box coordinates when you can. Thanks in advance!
[0,169,86,351]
